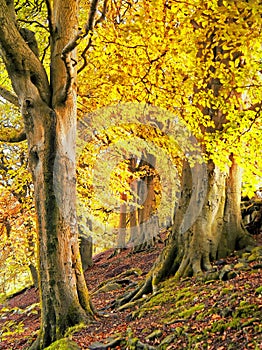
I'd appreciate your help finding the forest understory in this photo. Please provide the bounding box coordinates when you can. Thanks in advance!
[0,230,262,350]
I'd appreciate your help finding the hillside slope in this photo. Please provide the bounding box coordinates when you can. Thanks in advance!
[0,233,262,349]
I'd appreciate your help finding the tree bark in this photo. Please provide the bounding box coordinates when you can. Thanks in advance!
[131,154,159,251]
[117,193,127,249]
[117,157,254,304]
[129,177,140,245]
[0,1,94,348]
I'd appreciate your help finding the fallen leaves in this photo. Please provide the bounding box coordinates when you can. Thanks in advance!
[0,236,262,349]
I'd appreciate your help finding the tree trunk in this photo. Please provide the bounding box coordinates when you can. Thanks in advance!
[132,154,159,251]
[0,1,94,348]
[118,157,255,303]
[117,193,127,249]
[129,177,140,245]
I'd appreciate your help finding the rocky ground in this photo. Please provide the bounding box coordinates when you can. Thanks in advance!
[0,231,262,349]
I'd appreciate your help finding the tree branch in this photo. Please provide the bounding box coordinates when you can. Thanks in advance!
[0,128,26,143]
[78,0,108,74]
[45,0,53,35]
[0,0,50,105]
[17,19,49,31]
[244,102,262,112]
[0,86,19,107]
[61,0,108,95]
[61,0,100,62]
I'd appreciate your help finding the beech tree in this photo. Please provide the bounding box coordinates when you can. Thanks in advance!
[0,1,261,347]
[77,115,180,250]
[76,0,262,301]
[0,0,105,348]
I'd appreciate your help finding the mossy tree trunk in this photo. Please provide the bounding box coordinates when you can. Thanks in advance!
[118,156,254,303]
[119,7,255,301]
[0,1,94,348]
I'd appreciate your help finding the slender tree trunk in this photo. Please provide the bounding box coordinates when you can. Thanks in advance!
[117,193,127,249]
[129,178,140,245]
[133,154,158,250]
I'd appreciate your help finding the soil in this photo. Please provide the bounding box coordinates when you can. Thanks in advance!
[0,231,262,350]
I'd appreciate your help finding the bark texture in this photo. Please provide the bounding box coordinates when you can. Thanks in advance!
[0,1,94,348]
[116,154,160,251]
[117,157,254,304]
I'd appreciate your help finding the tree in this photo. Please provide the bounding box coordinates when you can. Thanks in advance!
[0,0,104,348]
[0,131,39,289]
[77,114,180,252]
[76,0,262,302]
[77,114,181,251]
[1,1,261,346]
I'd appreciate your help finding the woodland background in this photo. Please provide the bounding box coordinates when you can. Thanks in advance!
[0,0,262,349]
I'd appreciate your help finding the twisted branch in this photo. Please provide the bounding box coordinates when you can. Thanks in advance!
[61,0,108,97]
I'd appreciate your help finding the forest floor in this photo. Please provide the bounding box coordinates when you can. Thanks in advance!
[0,231,262,350]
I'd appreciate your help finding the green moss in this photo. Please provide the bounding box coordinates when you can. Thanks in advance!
[220,287,234,295]
[175,295,194,307]
[141,327,151,334]
[178,303,205,319]
[226,292,239,302]
[211,318,241,333]
[195,307,218,321]
[138,285,194,318]
[64,323,86,337]
[255,286,262,295]
[174,326,184,336]
[248,254,258,262]
[126,337,139,349]
[126,327,139,350]
[242,253,251,259]
[159,334,177,347]
[43,338,80,350]
[251,246,262,256]
[175,289,193,301]
[94,282,122,293]
[145,329,163,340]
[233,302,258,318]
[242,317,260,328]
[234,262,248,270]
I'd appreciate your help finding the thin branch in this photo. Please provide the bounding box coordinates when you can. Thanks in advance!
[61,0,99,100]
[77,36,93,74]
[230,104,262,144]
[0,129,26,143]
[40,41,50,64]
[78,0,109,73]
[45,0,53,35]
[61,0,100,65]
[0,86,19,107]
[93,38,147,50]
[244,102,262,112]
[62,0,108,93]
[17,19,49,31]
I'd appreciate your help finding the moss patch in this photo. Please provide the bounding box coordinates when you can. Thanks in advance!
[44,338,80,350]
